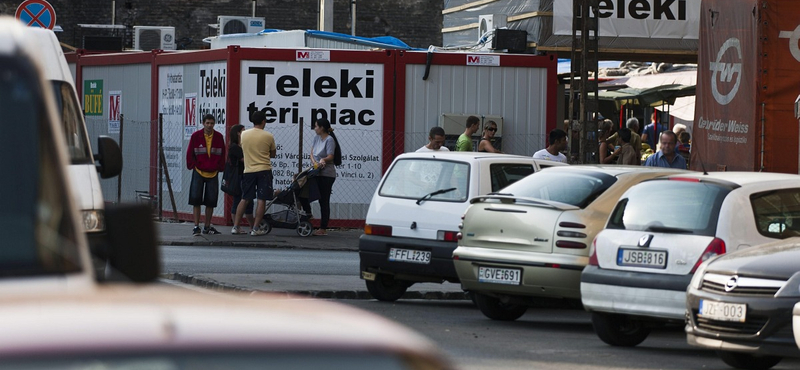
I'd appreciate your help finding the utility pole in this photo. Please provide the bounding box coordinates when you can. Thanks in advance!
[569,0,600,164]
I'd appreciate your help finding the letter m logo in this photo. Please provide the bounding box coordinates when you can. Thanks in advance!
[184,96,196,126]
[109,94,121,121]
[296,51,310,60]
[467,56,480,64]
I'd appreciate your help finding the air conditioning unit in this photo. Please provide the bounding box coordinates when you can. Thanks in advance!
[133,26,176,51]
[478,14,507,43]
[217,16,265,35]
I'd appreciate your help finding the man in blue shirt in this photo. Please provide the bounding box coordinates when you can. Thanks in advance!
[641,112,666,150]
[643,131,686,169]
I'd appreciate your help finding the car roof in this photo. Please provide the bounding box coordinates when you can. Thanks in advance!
[659,171,800,186]
[542,164,689,177]
[0,286,450,367]
[394,151,568,167]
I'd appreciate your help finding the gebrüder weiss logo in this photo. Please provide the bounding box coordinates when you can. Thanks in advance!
[709,37,742,105]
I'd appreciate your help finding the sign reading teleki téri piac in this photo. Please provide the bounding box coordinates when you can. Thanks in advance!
[240,59,383,205]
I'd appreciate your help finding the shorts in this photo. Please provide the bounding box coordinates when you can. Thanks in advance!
[241,170,273,201]
[188,170,219,207]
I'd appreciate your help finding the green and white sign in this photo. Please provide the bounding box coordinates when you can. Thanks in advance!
[84,80,103,116]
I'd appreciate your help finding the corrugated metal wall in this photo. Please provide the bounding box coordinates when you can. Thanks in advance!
[81,64,152,206]
[403,64,550,154]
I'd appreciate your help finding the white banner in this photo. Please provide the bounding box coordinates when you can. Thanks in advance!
[553,0,701,39]
[240,60,384,205]
[158,65,184,191]
[108,90,121,134]
[199,61,227,139]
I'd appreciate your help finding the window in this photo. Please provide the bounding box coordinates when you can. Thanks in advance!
[51,81,93,164]
[501,170,617,208]
[751,188,800,238]
[489,163,534,192]
[607,180,730,236]
[0,55,82,277]
[379,159,470,202]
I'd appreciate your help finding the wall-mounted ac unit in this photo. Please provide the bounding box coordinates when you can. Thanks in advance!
[133,26,176,51]
[217,16,265,35]
[478,14,507,43]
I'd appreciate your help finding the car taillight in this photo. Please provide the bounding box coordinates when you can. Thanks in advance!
[438,230,459,242]
[559,222,586,229]
[588,238,599,266]
[555,241,587,249]
[691,237,726,273]
[365,224,392,237]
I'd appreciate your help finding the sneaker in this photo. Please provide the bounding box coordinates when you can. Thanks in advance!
[203,226,221,235]
[312,229,328,236]
[231,226,247,235]
[192,226,202,236]
[250,228,268,236]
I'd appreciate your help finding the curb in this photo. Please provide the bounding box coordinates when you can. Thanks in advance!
[163,273,469,300]
[161,241,357,251]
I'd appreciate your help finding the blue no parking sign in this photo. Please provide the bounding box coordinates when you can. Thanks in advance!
[15,0,56,30]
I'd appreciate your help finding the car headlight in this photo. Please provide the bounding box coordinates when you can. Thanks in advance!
[689,259,712,290]
[776,271,800,298]
[82,210,105,232]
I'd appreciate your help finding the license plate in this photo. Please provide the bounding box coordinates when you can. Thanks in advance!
[699,300,747,322]
[478,266,522,285]
[388,248,431,264]
[617,248,667,269]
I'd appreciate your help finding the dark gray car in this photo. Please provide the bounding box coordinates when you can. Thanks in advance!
[685,238,800,370]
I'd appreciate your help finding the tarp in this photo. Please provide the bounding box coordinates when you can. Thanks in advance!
[598,84,695,109]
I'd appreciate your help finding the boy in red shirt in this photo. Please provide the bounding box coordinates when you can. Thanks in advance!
[186,114,226,235]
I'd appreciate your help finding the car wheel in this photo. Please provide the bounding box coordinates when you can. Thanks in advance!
[717,351,782,370]
[297,221,313,237]
[591,312,650,347]
[474,294,527,321]
[365,274,410,302]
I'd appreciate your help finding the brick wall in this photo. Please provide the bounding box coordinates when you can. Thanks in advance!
[0,0,442,49]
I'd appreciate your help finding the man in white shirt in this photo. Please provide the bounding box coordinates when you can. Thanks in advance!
[416,126,450,152]
[533,128,568,163]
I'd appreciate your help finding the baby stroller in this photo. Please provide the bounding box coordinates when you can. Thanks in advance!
[258,167,318,237]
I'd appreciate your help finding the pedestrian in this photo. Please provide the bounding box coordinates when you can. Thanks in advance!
[456,115,480,151]
[477,120,502,153]
[416,126,449,152]
[532,128,569,163]
[232,111,277,236]
[309,118,342,236]
[616,128,639,165]
[226,124,255,234]
[186,114,225,236]
[641,111,667,150]
[606,117,642,163]
[642,131,687,169]
[599,119,619,164]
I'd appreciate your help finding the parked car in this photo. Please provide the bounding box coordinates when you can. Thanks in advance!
[686,238,800,370]
[0,286,453,370]
[453,166,686,321]
[582,171,800,347]
[359,151,566,301]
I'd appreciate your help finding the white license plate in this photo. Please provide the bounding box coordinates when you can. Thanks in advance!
[478,266,522,285]
[699,300,747,322]
[388,248,431,264]
[617,248,667,269]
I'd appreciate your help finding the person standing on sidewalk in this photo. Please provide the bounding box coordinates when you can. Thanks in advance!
[186,114,226,236]
[233,111,277,236]
[309,118,341,236]
[455,115,480,151]
[227,124,254,234]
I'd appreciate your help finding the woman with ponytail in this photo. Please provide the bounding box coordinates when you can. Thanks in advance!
[309,118,341,236]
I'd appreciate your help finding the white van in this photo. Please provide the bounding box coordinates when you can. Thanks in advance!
[27,27,121,273]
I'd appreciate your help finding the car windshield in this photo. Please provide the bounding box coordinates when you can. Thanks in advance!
[499,169,617,208]
[51,81,93,164]
[606,180,730,236]
[0,55,82,277]
[750,188,800,238]
[378,159,469,203]
[0,352,411,370]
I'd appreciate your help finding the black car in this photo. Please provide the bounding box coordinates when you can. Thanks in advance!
[685,238,800,370]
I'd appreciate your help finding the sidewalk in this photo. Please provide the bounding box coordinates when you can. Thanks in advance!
[157,221,467,300]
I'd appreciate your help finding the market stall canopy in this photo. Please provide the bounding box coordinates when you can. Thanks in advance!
[598,84,695,110]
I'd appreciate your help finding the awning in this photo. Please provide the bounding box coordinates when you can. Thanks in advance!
[598,84,696,110]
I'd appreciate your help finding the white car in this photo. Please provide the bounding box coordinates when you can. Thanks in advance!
[453,166,686,321]
[582,171,800,347]
[359,151,565,301]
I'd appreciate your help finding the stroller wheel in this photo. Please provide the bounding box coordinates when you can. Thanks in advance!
[297,221,313,237]
[258,220,273,235]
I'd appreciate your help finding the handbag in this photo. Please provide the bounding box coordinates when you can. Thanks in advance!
[220,159,241,196]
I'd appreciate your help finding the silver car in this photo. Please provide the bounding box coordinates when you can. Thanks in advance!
[582,171,800,347]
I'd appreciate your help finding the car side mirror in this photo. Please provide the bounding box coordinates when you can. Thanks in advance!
[95,136,122,179]
[103,203,160,282]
